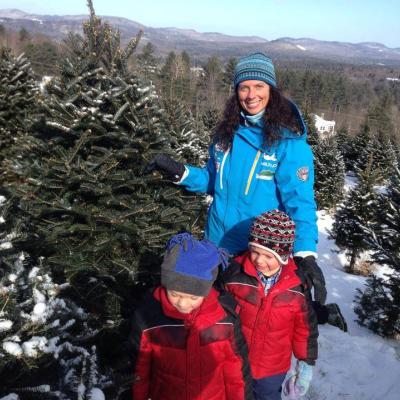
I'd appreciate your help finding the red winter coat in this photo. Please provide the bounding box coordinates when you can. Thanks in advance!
[130,286,253,400]
[222,253,318,379]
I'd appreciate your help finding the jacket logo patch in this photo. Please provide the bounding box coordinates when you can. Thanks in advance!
[261,161,277,168]
[256,170,274,180]
[263,152,277,161]
[297,166,309,181]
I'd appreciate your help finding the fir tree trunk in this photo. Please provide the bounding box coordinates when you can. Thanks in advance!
[348,247,358,273]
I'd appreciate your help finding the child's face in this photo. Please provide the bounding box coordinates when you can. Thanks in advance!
[166,289,205,314]
[249,245,281,276]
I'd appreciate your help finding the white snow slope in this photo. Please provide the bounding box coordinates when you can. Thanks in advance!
[292,211,400,400]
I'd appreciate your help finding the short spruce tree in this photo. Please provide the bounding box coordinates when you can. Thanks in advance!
[331,155,380,273]
[354,166,400,338]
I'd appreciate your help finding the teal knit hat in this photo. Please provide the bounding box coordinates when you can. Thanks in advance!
[233,52,277,88]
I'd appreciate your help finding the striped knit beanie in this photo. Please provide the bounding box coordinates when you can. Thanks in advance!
[233,52,277,88]
[249,210,295,264]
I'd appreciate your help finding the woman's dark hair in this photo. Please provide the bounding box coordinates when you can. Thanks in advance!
[213,86,303,150]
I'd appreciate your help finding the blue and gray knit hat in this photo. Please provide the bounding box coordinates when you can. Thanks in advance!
[161,233,229,296]
[233,52,277,88]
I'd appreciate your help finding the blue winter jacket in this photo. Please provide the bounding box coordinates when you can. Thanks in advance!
[179,106,318,255]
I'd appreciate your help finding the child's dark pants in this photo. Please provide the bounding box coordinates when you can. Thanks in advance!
[253,372,286,400]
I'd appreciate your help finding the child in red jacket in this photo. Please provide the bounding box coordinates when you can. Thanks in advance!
[222,210,318,400]
[130,233,253,400]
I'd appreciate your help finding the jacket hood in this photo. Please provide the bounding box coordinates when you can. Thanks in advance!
[237,100,307,151]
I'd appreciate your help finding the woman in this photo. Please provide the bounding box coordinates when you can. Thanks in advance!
[146,53,347,331]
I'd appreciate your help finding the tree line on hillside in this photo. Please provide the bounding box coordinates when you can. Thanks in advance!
[133,41,400,140]
[0,2,399,398]
[1,20,400,140]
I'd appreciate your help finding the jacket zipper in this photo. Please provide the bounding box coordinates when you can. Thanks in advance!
[219,148,230,190]
[244,150,261,195]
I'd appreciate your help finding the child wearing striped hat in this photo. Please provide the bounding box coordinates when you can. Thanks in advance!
[222,210,318,400]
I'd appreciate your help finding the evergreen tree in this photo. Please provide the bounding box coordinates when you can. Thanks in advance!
[303,111,319,146]
[304,114,345,209]
[201,106,220,133]
[353,126,378,173]
[331,155,381,273]
[5,2,206,396]
[0,194,111,399]
[18,27,31,43]
[365,90,395,138]
[373,131,398,181]
[313,135,345,210]
[0,49,39,186]
[162,98,209,166]
[222,57,237,95]
[201,56,224,111]
[160,51,177,100]
[354,123,397,182]
[178,50,192,102]
[354,167,400,338]
[301,112,345,209]
[335,127,354,172]
[159,51,192,102]
[135,41,157,82]
[353,94,397,180]
[23,41,61,77]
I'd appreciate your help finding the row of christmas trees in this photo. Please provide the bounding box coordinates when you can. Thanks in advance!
[308,112,399,339]
[1,2,399,398]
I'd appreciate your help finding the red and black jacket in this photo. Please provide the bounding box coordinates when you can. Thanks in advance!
[130,286,253,400]
[221,252,318,379]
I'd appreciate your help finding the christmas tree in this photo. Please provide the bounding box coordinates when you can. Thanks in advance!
[0,49,39,186]
[3,1,206,396]
[162,97,210,166]
[354,167,400,338]
[335,127,356,172]
[352,103,397,181]
[0,193,111,399]
[331,155,381,273]
[135,41,158,83]
[303,112,345,210]
[312,135,345,210]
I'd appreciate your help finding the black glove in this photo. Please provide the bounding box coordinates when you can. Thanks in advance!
[145,154,185,182]
[294,256,327,304]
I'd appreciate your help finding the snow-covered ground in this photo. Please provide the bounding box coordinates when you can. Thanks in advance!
[288,211,400,400]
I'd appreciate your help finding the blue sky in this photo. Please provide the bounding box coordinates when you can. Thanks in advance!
[3,0,400,48]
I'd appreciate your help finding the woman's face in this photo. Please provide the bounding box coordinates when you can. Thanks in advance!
[237,80,270,115]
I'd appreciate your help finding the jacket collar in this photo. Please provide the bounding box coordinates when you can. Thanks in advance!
[240,110,265,127]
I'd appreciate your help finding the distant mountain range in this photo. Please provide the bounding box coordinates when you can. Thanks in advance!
[1,8,400,65]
